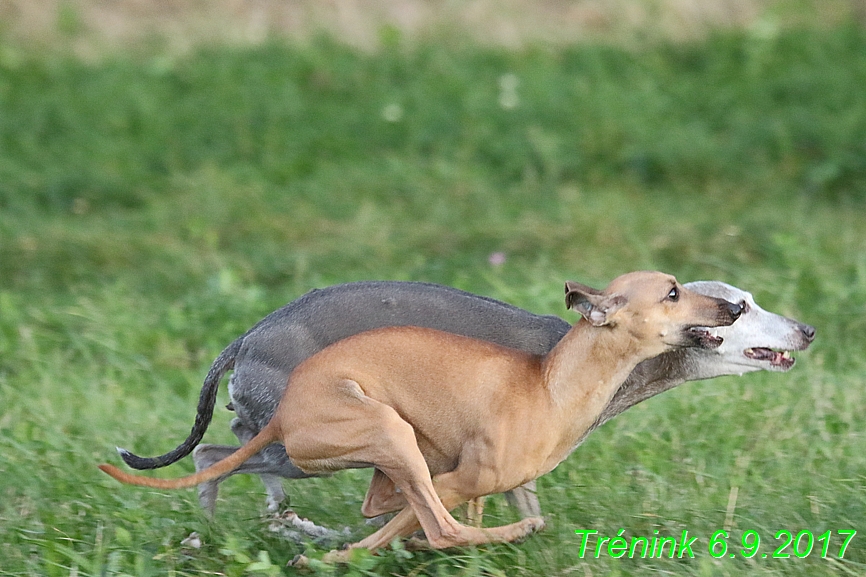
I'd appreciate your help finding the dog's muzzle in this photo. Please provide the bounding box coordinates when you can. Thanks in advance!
[686,299,743,349]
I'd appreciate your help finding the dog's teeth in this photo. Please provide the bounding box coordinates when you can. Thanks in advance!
[782,351,792,359]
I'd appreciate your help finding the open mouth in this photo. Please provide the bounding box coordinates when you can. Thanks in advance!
[744,347,796,371]
[688,327,723,349]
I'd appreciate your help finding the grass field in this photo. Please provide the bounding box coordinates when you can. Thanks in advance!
[1,11,866,576]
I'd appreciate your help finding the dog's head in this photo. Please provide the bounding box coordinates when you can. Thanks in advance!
[565,271,743,357]
[682,281,815,375]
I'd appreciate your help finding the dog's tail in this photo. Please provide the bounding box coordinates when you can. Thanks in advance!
[99,421,279,489]
[117,339,242,470]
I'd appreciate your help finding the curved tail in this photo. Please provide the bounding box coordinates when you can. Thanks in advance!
[99,422,279,489]
[118,339,242,470]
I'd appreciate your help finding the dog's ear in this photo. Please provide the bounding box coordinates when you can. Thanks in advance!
[565,281,626,327]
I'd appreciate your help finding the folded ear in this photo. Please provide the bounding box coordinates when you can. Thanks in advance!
[564,281,626,327]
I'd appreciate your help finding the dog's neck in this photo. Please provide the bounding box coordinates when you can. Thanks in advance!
[549,346,739,457]
[540,319,666,463]
[601,350,691,423]
[570,350,690,447]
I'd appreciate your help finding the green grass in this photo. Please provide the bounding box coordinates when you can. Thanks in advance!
[1,22,866,576]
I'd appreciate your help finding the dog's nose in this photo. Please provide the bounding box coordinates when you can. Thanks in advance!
[800,323,816,342]
[724,300,743,322]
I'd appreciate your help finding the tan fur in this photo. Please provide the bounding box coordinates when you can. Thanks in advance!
[100,271,740,561]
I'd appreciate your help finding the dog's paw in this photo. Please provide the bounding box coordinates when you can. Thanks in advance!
[519,516,546,537]
[180,531,202,550]
[321,547,354,564]
[288,554,309,568]
[268,510,352,547]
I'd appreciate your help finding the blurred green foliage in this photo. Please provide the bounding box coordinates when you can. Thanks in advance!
[0,26,864,297]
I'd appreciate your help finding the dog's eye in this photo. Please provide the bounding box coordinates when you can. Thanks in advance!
[667,286,679,302]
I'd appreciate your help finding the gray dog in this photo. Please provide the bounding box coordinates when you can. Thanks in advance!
[119,280,814,521]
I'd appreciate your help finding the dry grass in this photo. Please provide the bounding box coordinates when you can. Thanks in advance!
[1,0,864,56]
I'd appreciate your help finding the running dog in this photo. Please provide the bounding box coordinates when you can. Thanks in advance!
[101,272,743,560]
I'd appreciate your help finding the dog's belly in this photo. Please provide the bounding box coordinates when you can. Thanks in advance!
[414,434,460,476]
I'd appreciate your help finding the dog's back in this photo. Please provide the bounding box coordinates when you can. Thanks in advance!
[230,281,569,431]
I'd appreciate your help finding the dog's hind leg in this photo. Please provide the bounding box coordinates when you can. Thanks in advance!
[284,377,539,561]
[192,444,286,514]
[284,379,487,557]
[230,419,291,511]
[192,444,293,514]
[193,418,318,514]
[191,445,225,515]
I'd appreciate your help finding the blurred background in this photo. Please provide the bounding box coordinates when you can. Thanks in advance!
[1,1,865,575]
[2,0,866,51]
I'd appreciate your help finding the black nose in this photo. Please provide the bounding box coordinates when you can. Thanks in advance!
[800,323,816,342]
[723,300,743,321]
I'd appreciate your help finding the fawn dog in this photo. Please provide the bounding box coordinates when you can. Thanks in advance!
[100,272,742,559]
[362,279,815,522]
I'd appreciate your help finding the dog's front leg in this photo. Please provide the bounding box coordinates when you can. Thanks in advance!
[431,470,545,545]
[503,479,541,517]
